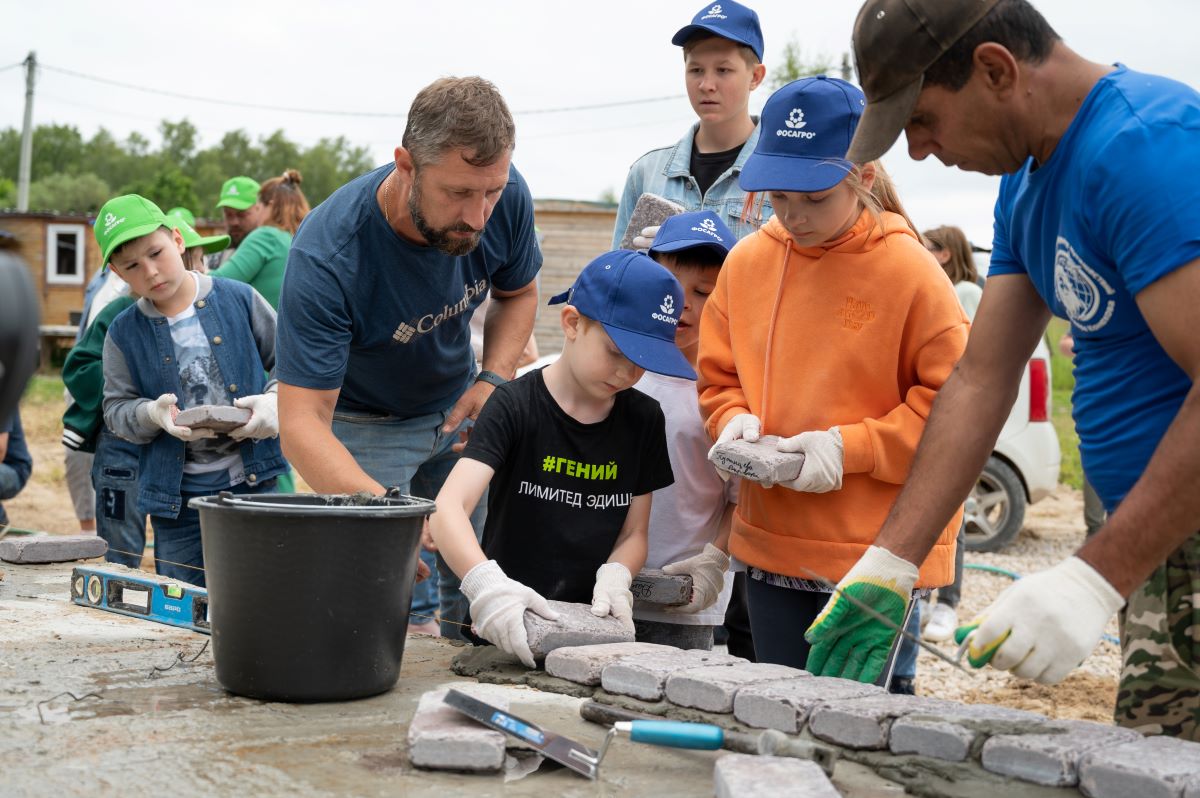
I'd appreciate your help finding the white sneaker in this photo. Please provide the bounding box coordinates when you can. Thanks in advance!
[917,598,932,630]
[923,602,958,643]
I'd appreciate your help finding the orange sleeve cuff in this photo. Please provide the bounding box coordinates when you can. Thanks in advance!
[839,422,875,475]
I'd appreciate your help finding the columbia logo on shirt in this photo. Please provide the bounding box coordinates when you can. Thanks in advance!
[778,107,816,139]
[652,294,679,326]
[391,279,488,345]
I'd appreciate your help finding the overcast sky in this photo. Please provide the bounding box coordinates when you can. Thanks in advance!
[3,1,1197,245]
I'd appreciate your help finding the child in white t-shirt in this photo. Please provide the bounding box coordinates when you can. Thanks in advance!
[633,210,739,649]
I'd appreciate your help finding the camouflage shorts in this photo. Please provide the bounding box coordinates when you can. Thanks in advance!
[1116,532,1200,740]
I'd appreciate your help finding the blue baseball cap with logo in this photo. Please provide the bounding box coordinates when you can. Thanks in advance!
[739,76,867,194]
[650,210,735,259]
[548,250,696,380]
[672,1,764,62]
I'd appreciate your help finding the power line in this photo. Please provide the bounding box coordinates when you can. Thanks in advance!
[38,62,683,118]
[0,62,22,74]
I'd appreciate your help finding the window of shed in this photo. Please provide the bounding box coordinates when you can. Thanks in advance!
[46,224,86,285]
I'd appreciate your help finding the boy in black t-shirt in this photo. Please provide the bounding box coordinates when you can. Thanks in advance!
[431,250,693,666]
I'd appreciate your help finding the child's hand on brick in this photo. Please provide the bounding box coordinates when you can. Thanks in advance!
[230,393,279,441]
[143,393,216,442]
[663,543,730,613]
[591,562,634,630]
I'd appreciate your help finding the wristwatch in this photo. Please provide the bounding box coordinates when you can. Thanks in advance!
[475,370,508,388]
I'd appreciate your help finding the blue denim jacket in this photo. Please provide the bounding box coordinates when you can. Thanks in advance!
[103,275,285,518]
[612,121,775,248]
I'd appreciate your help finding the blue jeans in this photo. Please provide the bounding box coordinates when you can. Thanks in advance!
[151,479,277,587]
[332,407,484,641]
[92,430,148,569]
[0,462,26,526]
[892,599,921,680]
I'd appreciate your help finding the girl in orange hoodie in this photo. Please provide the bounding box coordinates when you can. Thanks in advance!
[697,76,968,673]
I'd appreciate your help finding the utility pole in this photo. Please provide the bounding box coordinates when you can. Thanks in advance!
[841,52,853,82]
[16,51,37,212]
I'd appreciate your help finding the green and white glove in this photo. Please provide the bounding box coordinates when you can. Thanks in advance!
[953,556,1124,684]
[804,545,918,683]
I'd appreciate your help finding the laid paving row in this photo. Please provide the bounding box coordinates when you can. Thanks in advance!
[452,642,1200,796]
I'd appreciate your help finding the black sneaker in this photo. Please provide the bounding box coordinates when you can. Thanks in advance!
[888,676,915,695]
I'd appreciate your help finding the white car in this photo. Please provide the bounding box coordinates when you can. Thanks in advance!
[965,249,1061,551]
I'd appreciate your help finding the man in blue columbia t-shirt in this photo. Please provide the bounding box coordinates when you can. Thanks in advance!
[276,77,541,640]
[803,0,1200,740]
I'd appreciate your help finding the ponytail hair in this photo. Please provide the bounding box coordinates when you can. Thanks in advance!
[259,169,310,235]
[741,160,917,238]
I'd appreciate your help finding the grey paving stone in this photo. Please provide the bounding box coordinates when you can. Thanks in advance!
[0,535,107,564]
[601,649,746,701]
[708,435,805,484]
[733,676,883,734]
[631,568,692,606]
[714,753,841,798]
[407,688,507,772]
[808,693,953,750]
[174,404,252,432]
[889,703,1047,763]
[616,193,687,250]
[1079,735,1200,798]
[544,642,674,686]
[981,719,1141,787]
[665,662,809,714]
[523,601,634,661]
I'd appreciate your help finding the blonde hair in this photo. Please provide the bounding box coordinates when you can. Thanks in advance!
[742,160,916,238]
[922,224,979,285]
[259,169,310,236]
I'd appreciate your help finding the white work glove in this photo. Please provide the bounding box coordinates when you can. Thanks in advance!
[776,427,844,493]
[707,413,763,483]
[230,392,279,441]
[591,562,634,629]
[961,556,1124,684]
[663,543,730,614]
[631,225,661,250]
[143,393,216,442]
[461,560,559,668]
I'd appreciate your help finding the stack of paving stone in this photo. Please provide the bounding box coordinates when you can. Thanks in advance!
[447,640,1200,797]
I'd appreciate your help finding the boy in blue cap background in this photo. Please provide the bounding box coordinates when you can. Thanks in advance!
[612,0,773,248]
[430,251,687,666]
[631,210,740,650]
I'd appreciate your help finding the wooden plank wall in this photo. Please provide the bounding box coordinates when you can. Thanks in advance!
[531,201,617,355]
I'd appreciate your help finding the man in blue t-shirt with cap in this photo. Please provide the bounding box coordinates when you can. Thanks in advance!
[805,0,1200,740]
[276,76,542,641]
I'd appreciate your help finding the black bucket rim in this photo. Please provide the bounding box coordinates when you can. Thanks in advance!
[189,491,436,517]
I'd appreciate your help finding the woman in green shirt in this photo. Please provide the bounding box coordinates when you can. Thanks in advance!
[210,169,310,309]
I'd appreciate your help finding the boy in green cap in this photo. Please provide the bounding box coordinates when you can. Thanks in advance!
[208,176,264,270]
[97,194,285,584]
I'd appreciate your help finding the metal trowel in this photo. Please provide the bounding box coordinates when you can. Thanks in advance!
[442,688,724,780]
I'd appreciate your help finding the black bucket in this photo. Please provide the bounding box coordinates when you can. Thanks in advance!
[191,492,434,702]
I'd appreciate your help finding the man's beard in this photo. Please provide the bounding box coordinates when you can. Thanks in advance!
[409,178,483,257]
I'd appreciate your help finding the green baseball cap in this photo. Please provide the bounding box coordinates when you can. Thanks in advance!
[165,211,230,254]
[167,206,196,227]
[216,176,261,211]
[94,194,169,266]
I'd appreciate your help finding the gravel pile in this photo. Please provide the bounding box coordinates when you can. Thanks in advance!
[915,485,1121,722]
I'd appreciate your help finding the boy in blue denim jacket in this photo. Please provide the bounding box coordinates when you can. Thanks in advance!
[99,195,285,585]
[612,0,774,247]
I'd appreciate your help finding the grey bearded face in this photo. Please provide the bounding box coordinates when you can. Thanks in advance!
[408,176,483,257]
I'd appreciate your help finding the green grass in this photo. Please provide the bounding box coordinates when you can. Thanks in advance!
[1045,318,1082,489]
[23,373,66,404]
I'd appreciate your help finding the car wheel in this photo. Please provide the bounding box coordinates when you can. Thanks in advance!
[964,456,1026,552]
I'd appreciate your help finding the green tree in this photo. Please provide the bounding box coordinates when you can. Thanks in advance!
[159,119,199,169]
[0,176,15,207]
[769,35,836,89]
[120,167,200,215]
[26,172,111,213]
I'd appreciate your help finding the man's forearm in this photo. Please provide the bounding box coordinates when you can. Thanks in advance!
[481,287,537,379]
[875,359,1021,564]
[279,405,381,495]
[1078,383,1200,596]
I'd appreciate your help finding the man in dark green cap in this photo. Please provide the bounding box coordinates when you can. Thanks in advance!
[805,0,1200,741]
[208,176,264,270]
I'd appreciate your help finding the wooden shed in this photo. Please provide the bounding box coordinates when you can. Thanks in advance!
[531,199,617,354]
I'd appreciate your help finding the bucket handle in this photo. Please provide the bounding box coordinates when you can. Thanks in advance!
[212,491,432,513]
